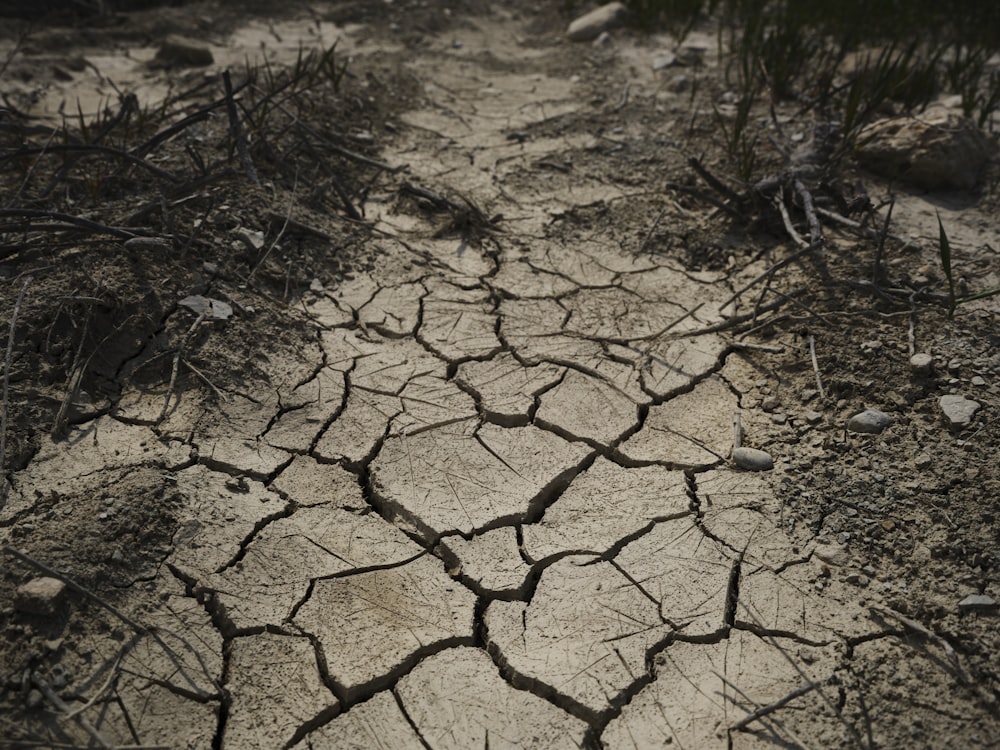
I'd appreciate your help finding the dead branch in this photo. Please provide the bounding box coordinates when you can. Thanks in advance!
[774,189,808,248]
[0,143,178,183]
[689,156,745,204]
[793,179,823,245]
[32,672,113,750]
[872,196,895,284]
[666,182,748,222]
[0,275,30,509]
[0,209,137,239]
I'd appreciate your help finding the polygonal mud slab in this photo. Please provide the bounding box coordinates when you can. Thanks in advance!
[437,527,532,596]
[636,334,728,400]
[612,516,734,636]
[168,464,288,579]
[292,690,423,749]
[486,555,674,717]
[371,421,592,537]
[617,264,728,321]
[313,387,399,465]
[224,633,337,750]
[395,646,589,749]
[535,368,640,446]
[697,470,795,570]
[269,455,362,507]
[601,630,839,750]
[618,374,736,467]
[358,281,425,336]
[302,290,354,327]
[293,553,476,698]
[410,237,496,286]
[419,280,501,360]
[392,374,478,435]
[265,368,346,453]
[492,253,579,298]
[327,333,446,392]
[522,457,691,561]
[206,504,424,629]
[455,353,565,426]
[561,287,687,340]
[516,239,624,287]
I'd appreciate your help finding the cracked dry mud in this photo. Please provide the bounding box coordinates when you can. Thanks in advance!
[2,2,999,749]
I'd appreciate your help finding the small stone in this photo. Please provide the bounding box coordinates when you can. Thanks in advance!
[846,573,870,587]
[155,35,214,67]
[914,452,932,468]
[732,447,773,471]
[653,51,676,70]
[804,410,823,424]
[566,2,628,42]
[801,388,818,402]
[15,578,67,616]
[939,395,980,430]
[25,689,43,709]
[235,228,266,251]
[761,396,781,412]
[846,409,893,434]
[910,352,934,375]
[971,375,986,386]
[958,594,997,613]
[815,544,849,567]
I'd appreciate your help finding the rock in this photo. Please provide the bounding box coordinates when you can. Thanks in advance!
[846,409,892,434]
[732,447,774,471]
[857,111,996,190]
[939,395,980,429]
[804,410,823,425]
[15,578,67,615]
[155,35,214,67]
[566,2,627,42]
[909,352,934,375]
[958,594,997,613]
[814,544,850,567]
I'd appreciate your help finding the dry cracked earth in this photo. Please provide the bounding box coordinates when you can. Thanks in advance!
[2,2,999,749]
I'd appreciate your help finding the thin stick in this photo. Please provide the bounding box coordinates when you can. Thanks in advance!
[223,71,259,185]
[733,411,743,450]
[1,275,30,508]
[689,156,744,204]
[160,313,206,423]
[667,183,747,222]
[32,673,113,749]
[808,334,825,399]
[713,670,813,749]
[717,241,822,312]
[731,681,823,731]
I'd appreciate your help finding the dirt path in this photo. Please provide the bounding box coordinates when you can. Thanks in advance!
[2,2,999,749]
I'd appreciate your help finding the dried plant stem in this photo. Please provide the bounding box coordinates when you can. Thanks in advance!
[1,275,30,508]
[223,70,259,185]
[808,334,825,399]
[160,312,206,423]
[32,673,113,750]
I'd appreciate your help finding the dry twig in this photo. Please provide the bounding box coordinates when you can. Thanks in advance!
[0,275,30,508]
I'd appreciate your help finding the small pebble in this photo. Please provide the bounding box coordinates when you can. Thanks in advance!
[909,352,934,375]
[14,578,67,616]
[846,409,893,434]
[958,594,997,613]
[971,375,986,386]
[814,544,849,566]
[804,410,823,424]
[732,447,774,471]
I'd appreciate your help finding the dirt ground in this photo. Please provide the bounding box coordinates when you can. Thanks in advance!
[0,1,998,748]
